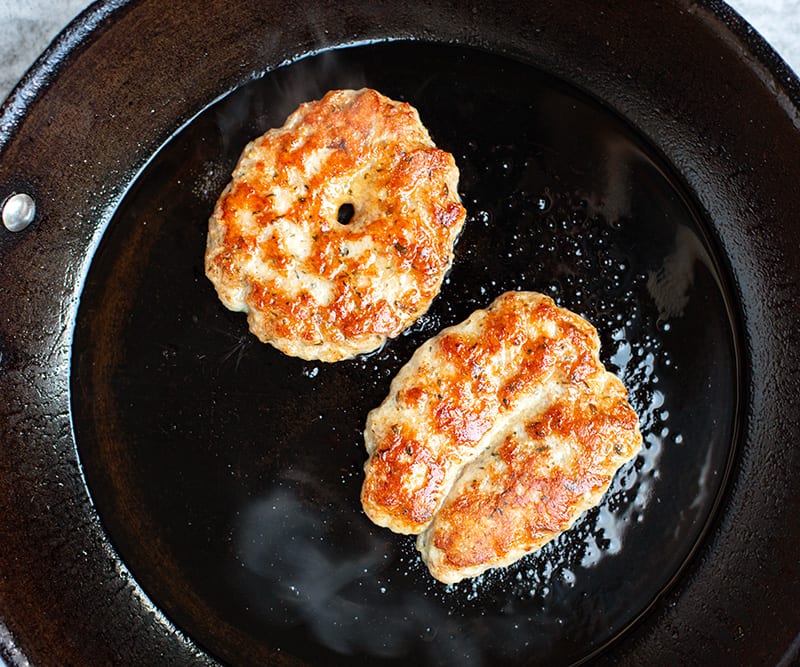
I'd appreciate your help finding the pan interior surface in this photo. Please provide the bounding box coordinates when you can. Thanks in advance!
[70,41,740,666]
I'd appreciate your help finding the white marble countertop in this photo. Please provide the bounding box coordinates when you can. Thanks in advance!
[1,1,799,105]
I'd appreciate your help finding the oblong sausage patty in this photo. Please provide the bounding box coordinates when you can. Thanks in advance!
[361,291,642,583]
[205,88,466,362]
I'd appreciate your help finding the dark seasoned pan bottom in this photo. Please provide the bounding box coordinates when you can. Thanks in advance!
[71,41,740,666]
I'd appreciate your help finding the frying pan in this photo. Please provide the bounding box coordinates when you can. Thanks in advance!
[1,1,799,665]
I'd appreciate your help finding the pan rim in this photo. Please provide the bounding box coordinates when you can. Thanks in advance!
[3,0,800,147]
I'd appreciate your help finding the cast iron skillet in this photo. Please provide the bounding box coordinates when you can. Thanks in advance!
[1,1,799,665]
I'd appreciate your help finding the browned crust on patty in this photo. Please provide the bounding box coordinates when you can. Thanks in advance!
[205,88,466,361]
[360,291,642,583]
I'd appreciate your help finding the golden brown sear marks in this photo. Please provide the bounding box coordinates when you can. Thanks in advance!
[360,291,642,583]
[205,88,466,361]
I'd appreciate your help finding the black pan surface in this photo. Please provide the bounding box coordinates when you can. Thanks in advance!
[71,41,739,666]
[1,2,799,666]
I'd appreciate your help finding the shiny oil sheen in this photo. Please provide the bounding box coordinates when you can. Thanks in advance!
[71,41,740,666]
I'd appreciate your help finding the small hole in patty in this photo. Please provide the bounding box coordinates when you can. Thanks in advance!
[337,203,355,225]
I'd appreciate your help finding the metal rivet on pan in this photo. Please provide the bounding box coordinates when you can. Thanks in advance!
[2,193,36,232]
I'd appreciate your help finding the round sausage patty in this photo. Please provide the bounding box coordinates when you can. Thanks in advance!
[205,88,466,362]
